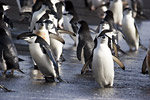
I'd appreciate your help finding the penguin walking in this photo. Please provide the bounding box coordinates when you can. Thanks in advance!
[122,8,139,51]
[76,20,95,74]
[30,3,49,31]
[63,1,79,45]
[92,30,114,88]
[109,0,123,26]
[17,33,63,82]
[0,28,24,75]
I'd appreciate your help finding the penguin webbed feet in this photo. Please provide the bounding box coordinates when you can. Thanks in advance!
[44,76,64,83]
[141,71,148,74]
[44,76,55,82]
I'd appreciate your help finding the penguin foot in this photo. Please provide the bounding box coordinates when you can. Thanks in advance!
[141,71,149,74]
[44,76,55,82]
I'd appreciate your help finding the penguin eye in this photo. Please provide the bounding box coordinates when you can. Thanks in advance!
[102,36,105,39]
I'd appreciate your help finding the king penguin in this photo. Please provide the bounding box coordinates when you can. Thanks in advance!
[0,27,24,75]
[76,20,95,74]
[122,8,139,51]
[92,30,114,88]
[17,33,63,82]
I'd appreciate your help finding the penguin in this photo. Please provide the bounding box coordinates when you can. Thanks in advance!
[92,30,115,88]
[0,2,13,29]
[30,3,49,31]
[55,1,65,29]
[76,20,95,74]
[37,10,64,63]
[17,33,63,82]
[109,0,123,26]
[142,39,150,75]
[63,1,79,45]
[30,0,57,31]
[0,27,24,75]
[122,8,139,51]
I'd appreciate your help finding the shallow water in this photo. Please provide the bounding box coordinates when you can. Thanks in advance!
[0,21,150,100]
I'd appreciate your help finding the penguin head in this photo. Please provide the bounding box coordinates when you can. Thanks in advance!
[98,29,112,43]
[0,1,10,12]
[99,20,110,31]
[17,32,38,43]
[64,1,74,11]
[35,20,46,30]
[77,20,89,34]
[123,8,132,15]
[104,10,114,22]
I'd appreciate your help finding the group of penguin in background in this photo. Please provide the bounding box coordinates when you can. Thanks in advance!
[0,0,150,91]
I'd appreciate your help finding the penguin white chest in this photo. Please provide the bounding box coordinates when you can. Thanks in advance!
[63,15,74,32]
[29,43,56,77]
[92,42,114,87]
[122,15,139,50]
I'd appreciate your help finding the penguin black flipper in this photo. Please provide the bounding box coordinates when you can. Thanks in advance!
[4,15,13,28]
[49,33,65,44]
[141,55,148,74]
[81,55,93,74]
[77,39,85,61]
[35,37,62,81]
[0,85,13,92]
[112,55,125,70]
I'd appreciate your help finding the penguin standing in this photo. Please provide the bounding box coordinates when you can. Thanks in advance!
[109,0,123,26]
[30,3,49,31]
[122,8,139,51]
[63,1,79,45]
[92,30,114,88]
[0,28,24,75]
[17,33,63,82]
[76,20,95,74]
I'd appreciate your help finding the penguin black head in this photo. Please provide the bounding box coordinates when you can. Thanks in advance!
[104,10,114,22]
[77,20,89,35]
[123,8,132,15]
[64,1,74,11]
[78,20,88,28]
[98,29,112,39]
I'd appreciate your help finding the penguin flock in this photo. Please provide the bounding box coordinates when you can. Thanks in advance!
[0,0,150,91]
